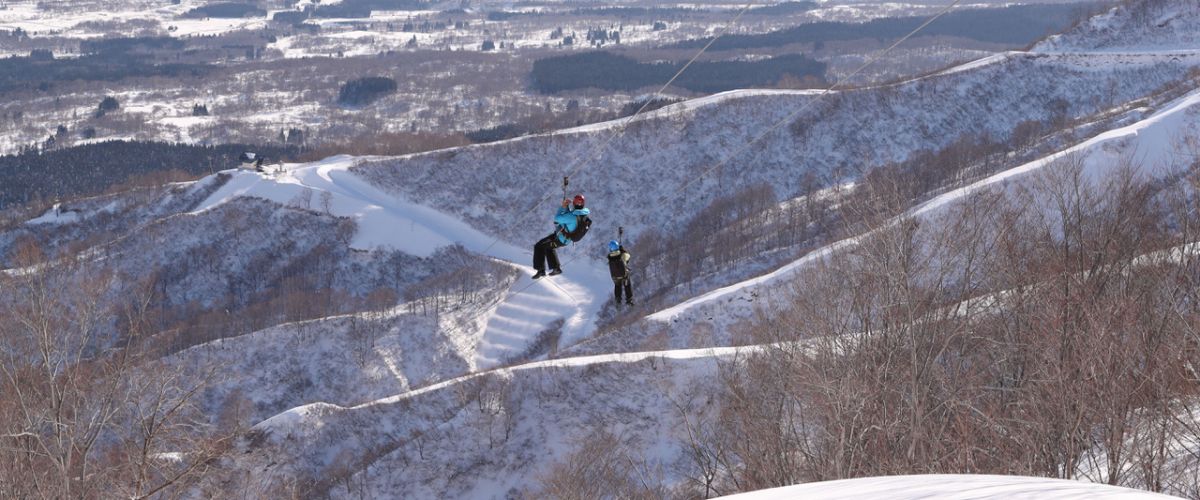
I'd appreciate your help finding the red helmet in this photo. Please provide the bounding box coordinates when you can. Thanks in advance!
[572,194,585,208]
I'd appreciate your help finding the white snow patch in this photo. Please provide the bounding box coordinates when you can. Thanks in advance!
[151,452,185,463]
[25,206,80,225]
[720,474,1179,500]
[933,51,1013,76]
[254,343,749,435]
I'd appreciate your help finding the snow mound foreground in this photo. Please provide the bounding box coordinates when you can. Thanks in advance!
[720,474,1182,500]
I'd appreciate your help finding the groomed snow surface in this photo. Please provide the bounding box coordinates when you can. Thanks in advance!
[720,475,1182,499]
[192,155,611,370]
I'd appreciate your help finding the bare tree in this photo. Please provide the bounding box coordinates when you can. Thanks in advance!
[699,153,1200,495]
[0,241,222,498]
[532,428,666,499]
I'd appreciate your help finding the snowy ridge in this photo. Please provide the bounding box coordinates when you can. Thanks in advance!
[553,88,825,135]
[930,51,1013,76]
[353,49,1200,259]
[1035,0,1200,52]
[492,47,1188,146]
[648,84,1200,325]
[190,155,612,369]
[238,342,738,497]
[255,343,748,432]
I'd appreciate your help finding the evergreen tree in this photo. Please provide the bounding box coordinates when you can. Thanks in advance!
[95,96,120,118]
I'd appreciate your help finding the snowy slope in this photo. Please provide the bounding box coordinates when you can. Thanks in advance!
[719,475,1182,500]
[7,2,1199,497]
[185,5,1200,495]
[191,156,614,369]
[165,303,485,424]
[224,70,1200,488]
[352,49,1200,258]
[634,84,1200,345]
[225,345,741,498]
[1036,0,1200,52]
[0,0,266,36]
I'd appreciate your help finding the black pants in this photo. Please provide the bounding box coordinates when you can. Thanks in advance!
[613,276,633,303]
[533,233,564,272]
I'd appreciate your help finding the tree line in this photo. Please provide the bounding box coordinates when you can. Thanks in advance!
[181,2,266,19]
[306,0,431,18]
[463,96,682,143]
[671,2,1107,51]
[0,141,300,209]
[0,51,209,94]
[337,76,398,107]
[530,52,826,94]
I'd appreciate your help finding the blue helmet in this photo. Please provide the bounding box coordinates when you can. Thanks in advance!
[608,240,620,252]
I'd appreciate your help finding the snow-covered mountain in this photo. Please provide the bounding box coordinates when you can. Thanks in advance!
[3,0,1200,497]
[595,78,1200,353]
[187,60,1200,498]
[352,49,1199,249]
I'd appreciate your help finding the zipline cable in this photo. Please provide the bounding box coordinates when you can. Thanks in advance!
[477,0,761,256]
[661,0,966,202]
[547,0,966,311]
[423,0,966,361]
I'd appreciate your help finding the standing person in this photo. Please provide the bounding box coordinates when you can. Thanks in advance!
[607,240,634,306]
[532,194,590,279]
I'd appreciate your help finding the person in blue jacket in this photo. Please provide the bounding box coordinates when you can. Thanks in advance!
[532,194,590,279]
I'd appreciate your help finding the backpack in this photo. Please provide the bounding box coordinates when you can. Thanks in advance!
[564,214,591,242]
[608,250,628,279]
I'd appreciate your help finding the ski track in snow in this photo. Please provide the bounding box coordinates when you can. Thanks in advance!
[191,155,611,370]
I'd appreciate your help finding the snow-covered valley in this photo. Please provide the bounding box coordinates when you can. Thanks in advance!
[0,0,1088,159]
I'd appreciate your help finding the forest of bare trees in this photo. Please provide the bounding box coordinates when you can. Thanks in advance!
[0,201,522,498]
[540,155,1200,498]
[0,241,226,498]
[5,146,1200,499]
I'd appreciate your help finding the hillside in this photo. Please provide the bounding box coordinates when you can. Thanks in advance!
[190,61,1200,498]
[1036,0,1200,51]
[3,0,1200,497]
[352,50,1200,249]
